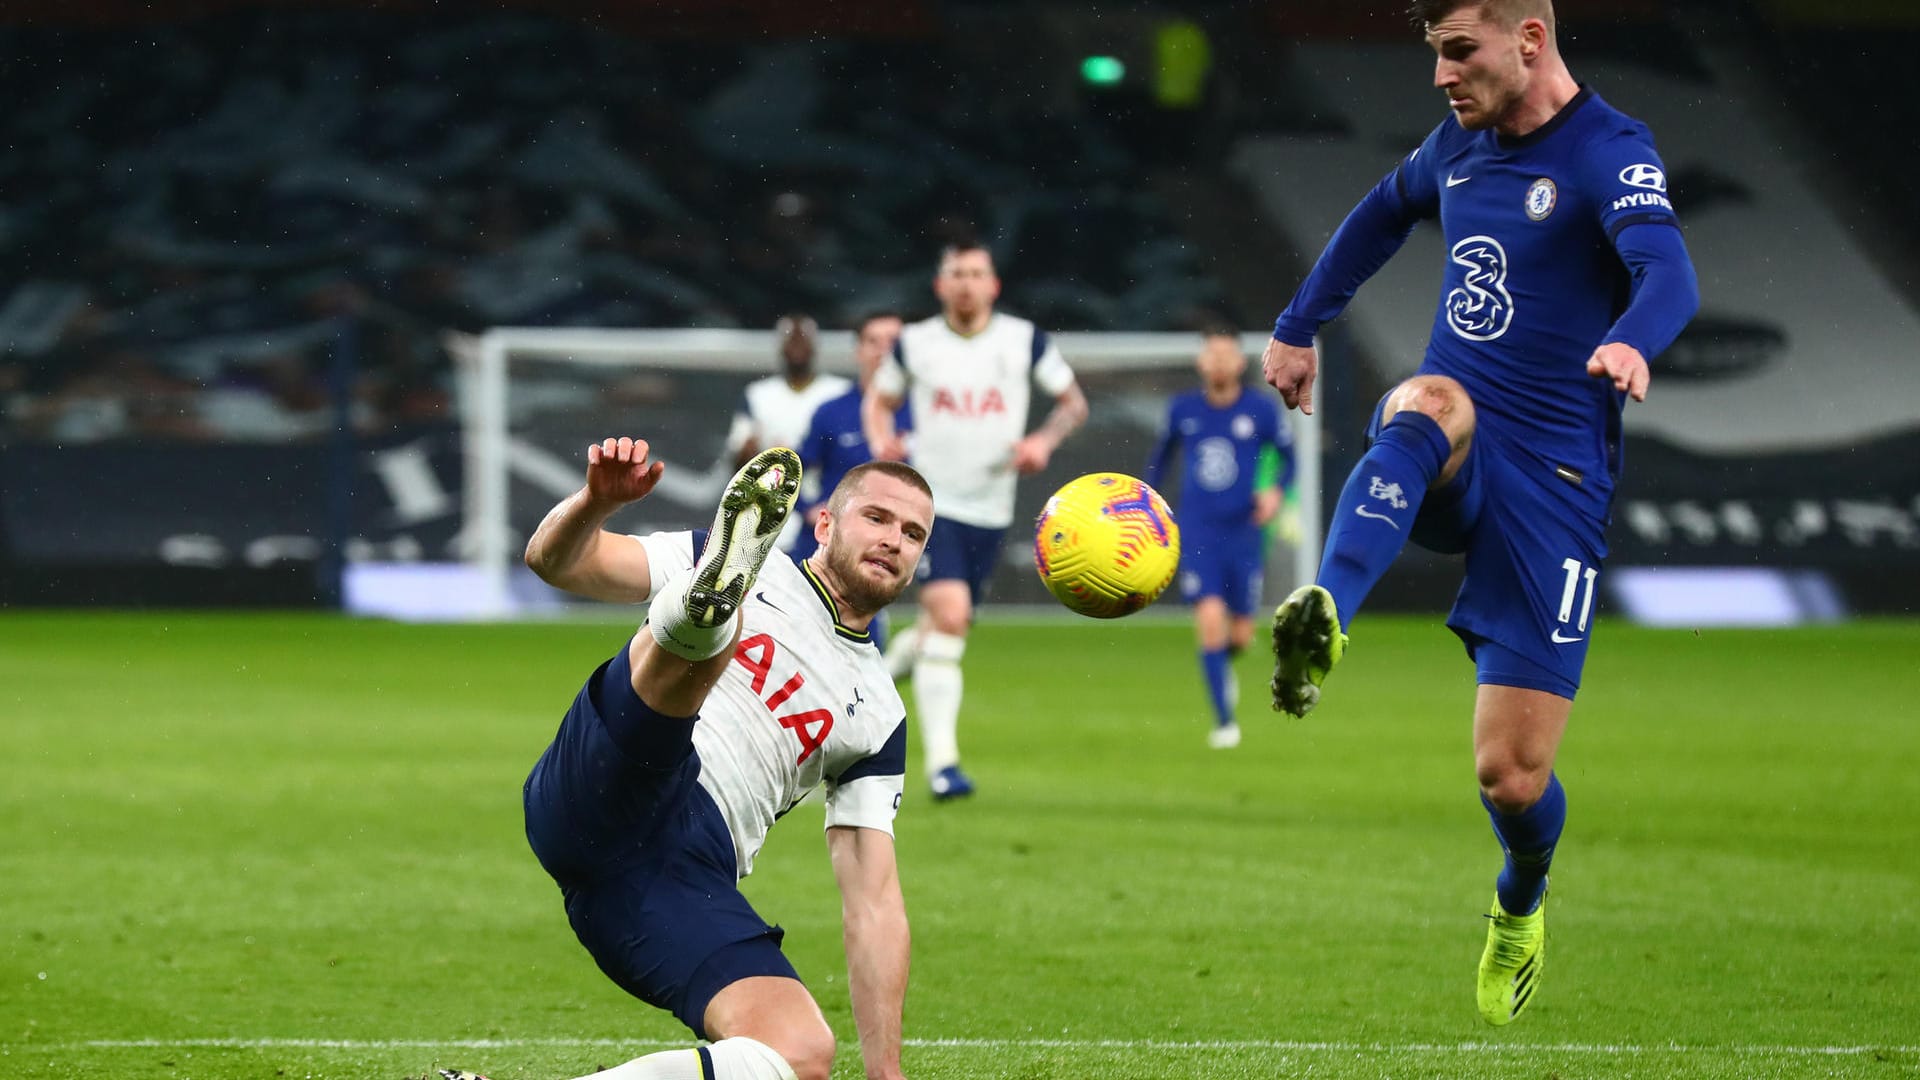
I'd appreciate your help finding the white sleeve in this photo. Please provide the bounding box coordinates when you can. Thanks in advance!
[824,774,905,836]
[871,343,908,400]
[724,409,754,454]
[634,530,697,599]
[1033,334,1075,397]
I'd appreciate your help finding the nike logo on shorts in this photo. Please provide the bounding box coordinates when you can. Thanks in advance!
[1447,173,1472,187]
[1550,628,1584,644]
[1354,506,1401,530]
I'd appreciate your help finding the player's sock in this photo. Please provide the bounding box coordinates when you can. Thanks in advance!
[1199,647,1233,727]
[1316,412,1451,630]
[1483,772,1565,917]
[913,630,965,775]
[647,571,736,661]
[565,1037,798,1080]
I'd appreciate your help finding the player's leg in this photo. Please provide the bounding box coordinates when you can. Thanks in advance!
[1271,375,1473,716]
[1194,595,1239,748]
[645,446,802,672]
[535,976,832,1080]
[1472,678,1572,1026]
[915,578,973,798]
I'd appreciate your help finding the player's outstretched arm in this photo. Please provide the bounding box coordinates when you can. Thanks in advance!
[1012,380,1089,474]
[862,386,909,462]
[828,824,910,1080]
[523,437,663,604]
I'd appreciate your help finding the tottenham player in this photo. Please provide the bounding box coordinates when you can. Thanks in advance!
[725,315,852,551]
[1261,0,1698,1024]
[1145,329,1294,750]
[862,241,1088,800]
[792,311,906,564]
[447,443,930,1080]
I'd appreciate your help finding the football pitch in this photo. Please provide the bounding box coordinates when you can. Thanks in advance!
[3,611,1916,1079]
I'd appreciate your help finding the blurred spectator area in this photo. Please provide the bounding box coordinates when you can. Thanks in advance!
[0,0,1254,445]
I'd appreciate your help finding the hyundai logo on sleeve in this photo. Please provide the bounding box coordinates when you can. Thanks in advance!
[1618,163,1667,192]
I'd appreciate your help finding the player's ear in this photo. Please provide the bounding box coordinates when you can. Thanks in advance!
[815,506,833,544]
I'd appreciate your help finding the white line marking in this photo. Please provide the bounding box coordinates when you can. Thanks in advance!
[40,1037,1918,1058]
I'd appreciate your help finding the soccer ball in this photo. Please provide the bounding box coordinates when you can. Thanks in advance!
[1033,473,1181,619]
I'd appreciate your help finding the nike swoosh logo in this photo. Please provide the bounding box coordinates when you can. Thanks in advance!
[1446,173,1471,187]
[755,591,783,612]
[1353,506,1401,530]
[1550,629,1584,644]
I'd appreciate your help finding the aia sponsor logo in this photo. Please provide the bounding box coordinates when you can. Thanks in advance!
[930,387,1006,417]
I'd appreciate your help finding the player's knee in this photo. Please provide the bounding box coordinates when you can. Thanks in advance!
[1476,760,1551,815]
[766,1021,837,1080]
[1386,375,1475,441]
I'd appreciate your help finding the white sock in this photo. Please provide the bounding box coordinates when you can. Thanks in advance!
[883,623,920,680]
[913,630,966,775]
[568,1037,798,1080]
[647,572,735,661]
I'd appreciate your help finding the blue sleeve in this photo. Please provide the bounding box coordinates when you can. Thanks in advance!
[1273,128,1443,346]
[1602,222,1699,361]
[799,406,828,469]
[1145,400,1180,490]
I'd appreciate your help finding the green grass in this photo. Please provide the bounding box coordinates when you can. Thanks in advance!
[2,612,1917,1079]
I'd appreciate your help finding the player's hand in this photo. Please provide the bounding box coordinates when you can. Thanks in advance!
[585,437,664,505]
[1262,339,1319,415]
[1011,434,1052,474]
[870,431,909,462]
[1253,488,1282,526]
[1587,342,1650,402]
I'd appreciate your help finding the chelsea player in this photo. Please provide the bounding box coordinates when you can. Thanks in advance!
[1261,0,1699,1025]
[1146,329,1294,750]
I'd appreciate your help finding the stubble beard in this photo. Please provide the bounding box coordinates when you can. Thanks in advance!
[823,537,905,617]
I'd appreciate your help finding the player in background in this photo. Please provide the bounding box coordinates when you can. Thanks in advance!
[1260,0,1698,1025]
[793,312,909,659]
[440,443,930,1080]
[792,312,906,564]
[725,314,852,551]
[863,241,1088,800]
[1145,328,1294,750]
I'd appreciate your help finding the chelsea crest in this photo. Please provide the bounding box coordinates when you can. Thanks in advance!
[1525,177,1557,221]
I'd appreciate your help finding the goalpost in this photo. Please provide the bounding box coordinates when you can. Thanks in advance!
[460,328,1320,620]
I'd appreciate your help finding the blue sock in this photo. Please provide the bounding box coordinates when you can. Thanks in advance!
[1200,648,1232,727]
[1483,772,1565,916]
[1315,412,1451,630]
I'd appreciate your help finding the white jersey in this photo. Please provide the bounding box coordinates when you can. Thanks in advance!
[638,530,906,878]
[872,313,1075,528]
[726,373,853,458]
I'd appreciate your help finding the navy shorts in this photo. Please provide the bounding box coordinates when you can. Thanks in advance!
[522,643,800,1038]
[1366,395,1608,699]
[915,516,1008,605]
[1176,519,1265,615]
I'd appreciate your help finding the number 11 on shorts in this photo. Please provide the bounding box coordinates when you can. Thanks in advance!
[1556,557,1597,636]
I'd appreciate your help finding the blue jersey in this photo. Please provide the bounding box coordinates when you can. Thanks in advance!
[797,387,910,516]
[1279,88,1695,524]
[1146,387,1293,527]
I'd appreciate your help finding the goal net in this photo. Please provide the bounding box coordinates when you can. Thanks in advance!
[459,328,1321,619]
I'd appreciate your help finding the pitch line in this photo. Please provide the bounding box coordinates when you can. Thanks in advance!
[48,1037,1917,1058]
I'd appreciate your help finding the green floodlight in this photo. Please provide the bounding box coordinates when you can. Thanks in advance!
[1080,55,1126,86]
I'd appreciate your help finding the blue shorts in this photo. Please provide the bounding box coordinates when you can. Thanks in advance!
[522,643,799,1038]
[915,517,1008,605]
[1177,519,1265,615]
[1367,396,1607,699]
